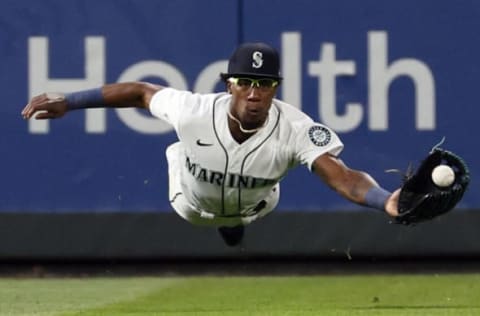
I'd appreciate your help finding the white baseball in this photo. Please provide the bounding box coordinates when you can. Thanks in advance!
[431,165,455,187]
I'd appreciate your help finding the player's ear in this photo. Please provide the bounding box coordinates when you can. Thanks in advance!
[226,82,232,94]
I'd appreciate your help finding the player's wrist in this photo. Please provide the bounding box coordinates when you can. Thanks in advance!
[365,186,391,212]
[65,88,106,110]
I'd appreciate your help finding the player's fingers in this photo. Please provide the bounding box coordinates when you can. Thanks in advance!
[21,104,36,119]
[34,111,59,120]
[22,103,48,120]
[21,105,30,118]
[22,94,49,119]
[22,93,66,120]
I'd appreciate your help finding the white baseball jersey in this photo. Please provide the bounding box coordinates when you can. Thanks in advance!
[150,88,344,227]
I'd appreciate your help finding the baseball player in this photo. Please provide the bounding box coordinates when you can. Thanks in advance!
[22,42,401,246]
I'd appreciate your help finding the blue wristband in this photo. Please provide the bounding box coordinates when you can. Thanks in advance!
[65,88,106,110]
[365,186,391,211]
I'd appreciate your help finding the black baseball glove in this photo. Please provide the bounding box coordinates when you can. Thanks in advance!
[395,148,470,225]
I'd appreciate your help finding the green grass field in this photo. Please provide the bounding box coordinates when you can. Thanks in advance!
[1,274,479,315]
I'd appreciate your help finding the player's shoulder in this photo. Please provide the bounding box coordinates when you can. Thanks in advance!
[153,88,228,114]
[273,99,339,140]
[154,87,226,103]
[273,98,314,127]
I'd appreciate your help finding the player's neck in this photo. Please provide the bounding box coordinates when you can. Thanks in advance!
[227,111,268,144]
[227,111,267,133]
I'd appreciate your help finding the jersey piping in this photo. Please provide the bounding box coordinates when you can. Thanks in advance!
[212,95,229,215]
[237,103,281,213]
[213,99,281,216]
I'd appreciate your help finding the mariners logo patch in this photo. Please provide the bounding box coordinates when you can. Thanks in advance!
[308,125,331,147]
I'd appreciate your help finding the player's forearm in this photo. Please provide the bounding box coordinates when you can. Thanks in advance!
[344,170,398,215]
[315,156,369,200]
[66,82,161,110]
[334,169,391,210]
[333,169,382,205]
[312,155,392,212]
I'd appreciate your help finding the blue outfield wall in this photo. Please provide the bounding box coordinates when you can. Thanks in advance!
[1,0,479,214]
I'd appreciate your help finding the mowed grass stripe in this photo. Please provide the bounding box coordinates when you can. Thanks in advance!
[0,277,183,316]
[62,274,480,316]
[0,274,479,315]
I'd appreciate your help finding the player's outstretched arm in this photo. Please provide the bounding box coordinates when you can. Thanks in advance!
[312,153,399,217]
[22,82,163,120]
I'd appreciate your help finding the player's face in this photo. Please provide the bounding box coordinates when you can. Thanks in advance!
[228,77,279,129]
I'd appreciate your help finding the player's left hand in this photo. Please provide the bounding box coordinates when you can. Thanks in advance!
[385,188,400,217]
[395,148,469,225]
[22,92,68,120]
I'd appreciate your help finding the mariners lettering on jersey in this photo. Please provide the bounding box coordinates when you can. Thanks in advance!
[185,156,277,189]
